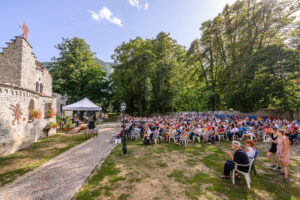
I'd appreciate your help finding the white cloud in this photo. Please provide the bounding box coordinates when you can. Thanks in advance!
[129,0,141,9]
[144,2,149,10]
[89,7,122,27]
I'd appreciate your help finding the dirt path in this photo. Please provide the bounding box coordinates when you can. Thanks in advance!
[0,122,120,200]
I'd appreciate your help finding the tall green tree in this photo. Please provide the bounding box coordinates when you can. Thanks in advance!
[111,33,185,115]
[50,37,108,105]
[150,32,185,113]
[184,0,299,112]
[111,37,155,115]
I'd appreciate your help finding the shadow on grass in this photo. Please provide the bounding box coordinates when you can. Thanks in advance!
[0,133,87,186]
[74,140,300,200]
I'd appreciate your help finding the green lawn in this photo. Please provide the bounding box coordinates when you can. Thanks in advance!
[0,131,87,186]
[101,115,121,124]
[74,139,300,200]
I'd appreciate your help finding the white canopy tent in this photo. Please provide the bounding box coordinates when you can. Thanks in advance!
[63,98,102,111]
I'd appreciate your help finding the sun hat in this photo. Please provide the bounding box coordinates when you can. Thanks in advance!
[232,141,241,148]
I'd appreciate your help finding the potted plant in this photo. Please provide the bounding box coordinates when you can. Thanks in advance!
[29,110,42,120]
[45,122,58,129]
[63,119,73,131]
[47,108,56,118]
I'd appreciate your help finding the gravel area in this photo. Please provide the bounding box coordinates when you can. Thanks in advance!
[0,122,120,200]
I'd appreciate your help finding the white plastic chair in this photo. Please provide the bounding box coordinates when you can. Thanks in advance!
[250,134,257,142]
[169,133,177,143]
[158,135,163,142]
[85,127,98,139]
[233,132,239,141]
[218,134,225,141]
[232,159,254,189]
[193,135,201,143]
[262,133,270,142]
[131,133,139,140]
[179,135,189,147]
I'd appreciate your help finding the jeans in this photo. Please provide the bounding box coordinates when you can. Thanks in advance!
[189,132,195,140]
[227,132,234,140]
[223,160,235,176]
[208,134,215,144]
[289,134,298,144]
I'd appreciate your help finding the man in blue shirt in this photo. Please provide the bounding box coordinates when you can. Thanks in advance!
[239,124,247,139]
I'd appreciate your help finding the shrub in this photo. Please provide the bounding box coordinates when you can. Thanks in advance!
[56,114,61,123]
[108,113,120,117]
[63,119,73,128]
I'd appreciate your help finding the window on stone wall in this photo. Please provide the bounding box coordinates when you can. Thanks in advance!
[36,82,39,93]
[28,100,34,122]
[40,84,43,94]
[45,103,52,119]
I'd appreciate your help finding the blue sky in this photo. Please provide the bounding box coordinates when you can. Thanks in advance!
[0,0,234,62]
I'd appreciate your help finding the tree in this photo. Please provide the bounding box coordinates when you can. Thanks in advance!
[50,37,108,106]
[246,45,300,113]
[111,33,185,115]
[111,37,155,115]
[150,32,185,113]
[184,0,299,112]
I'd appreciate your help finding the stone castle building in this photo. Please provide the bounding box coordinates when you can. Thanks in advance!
[0,36,57,156]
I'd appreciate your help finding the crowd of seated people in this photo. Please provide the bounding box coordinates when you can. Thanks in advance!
[123,113,299,145]
[120,113,299,183]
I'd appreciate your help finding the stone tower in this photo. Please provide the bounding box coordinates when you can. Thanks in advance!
[0,36,52,96]
[0,36,56,156]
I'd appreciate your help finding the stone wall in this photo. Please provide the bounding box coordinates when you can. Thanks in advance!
[53,93,68,117]
[0,84,56,156]
[247,109,300,121]
[0,36,57,156]
[0,36,22,86]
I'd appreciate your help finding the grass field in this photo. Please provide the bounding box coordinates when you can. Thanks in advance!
[74,139,300,200]
[0,131,87,186]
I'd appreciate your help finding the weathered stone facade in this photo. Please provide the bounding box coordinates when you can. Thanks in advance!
[53,93,68,117]
[0,36,56,156]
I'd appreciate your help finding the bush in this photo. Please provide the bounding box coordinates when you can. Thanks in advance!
[56,115,61,123]
[108,113,120,117]
[63,118,73,128]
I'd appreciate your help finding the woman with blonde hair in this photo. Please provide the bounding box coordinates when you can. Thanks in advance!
[276,130,290,182]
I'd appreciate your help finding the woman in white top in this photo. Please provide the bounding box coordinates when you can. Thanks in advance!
[244,139,256,158]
